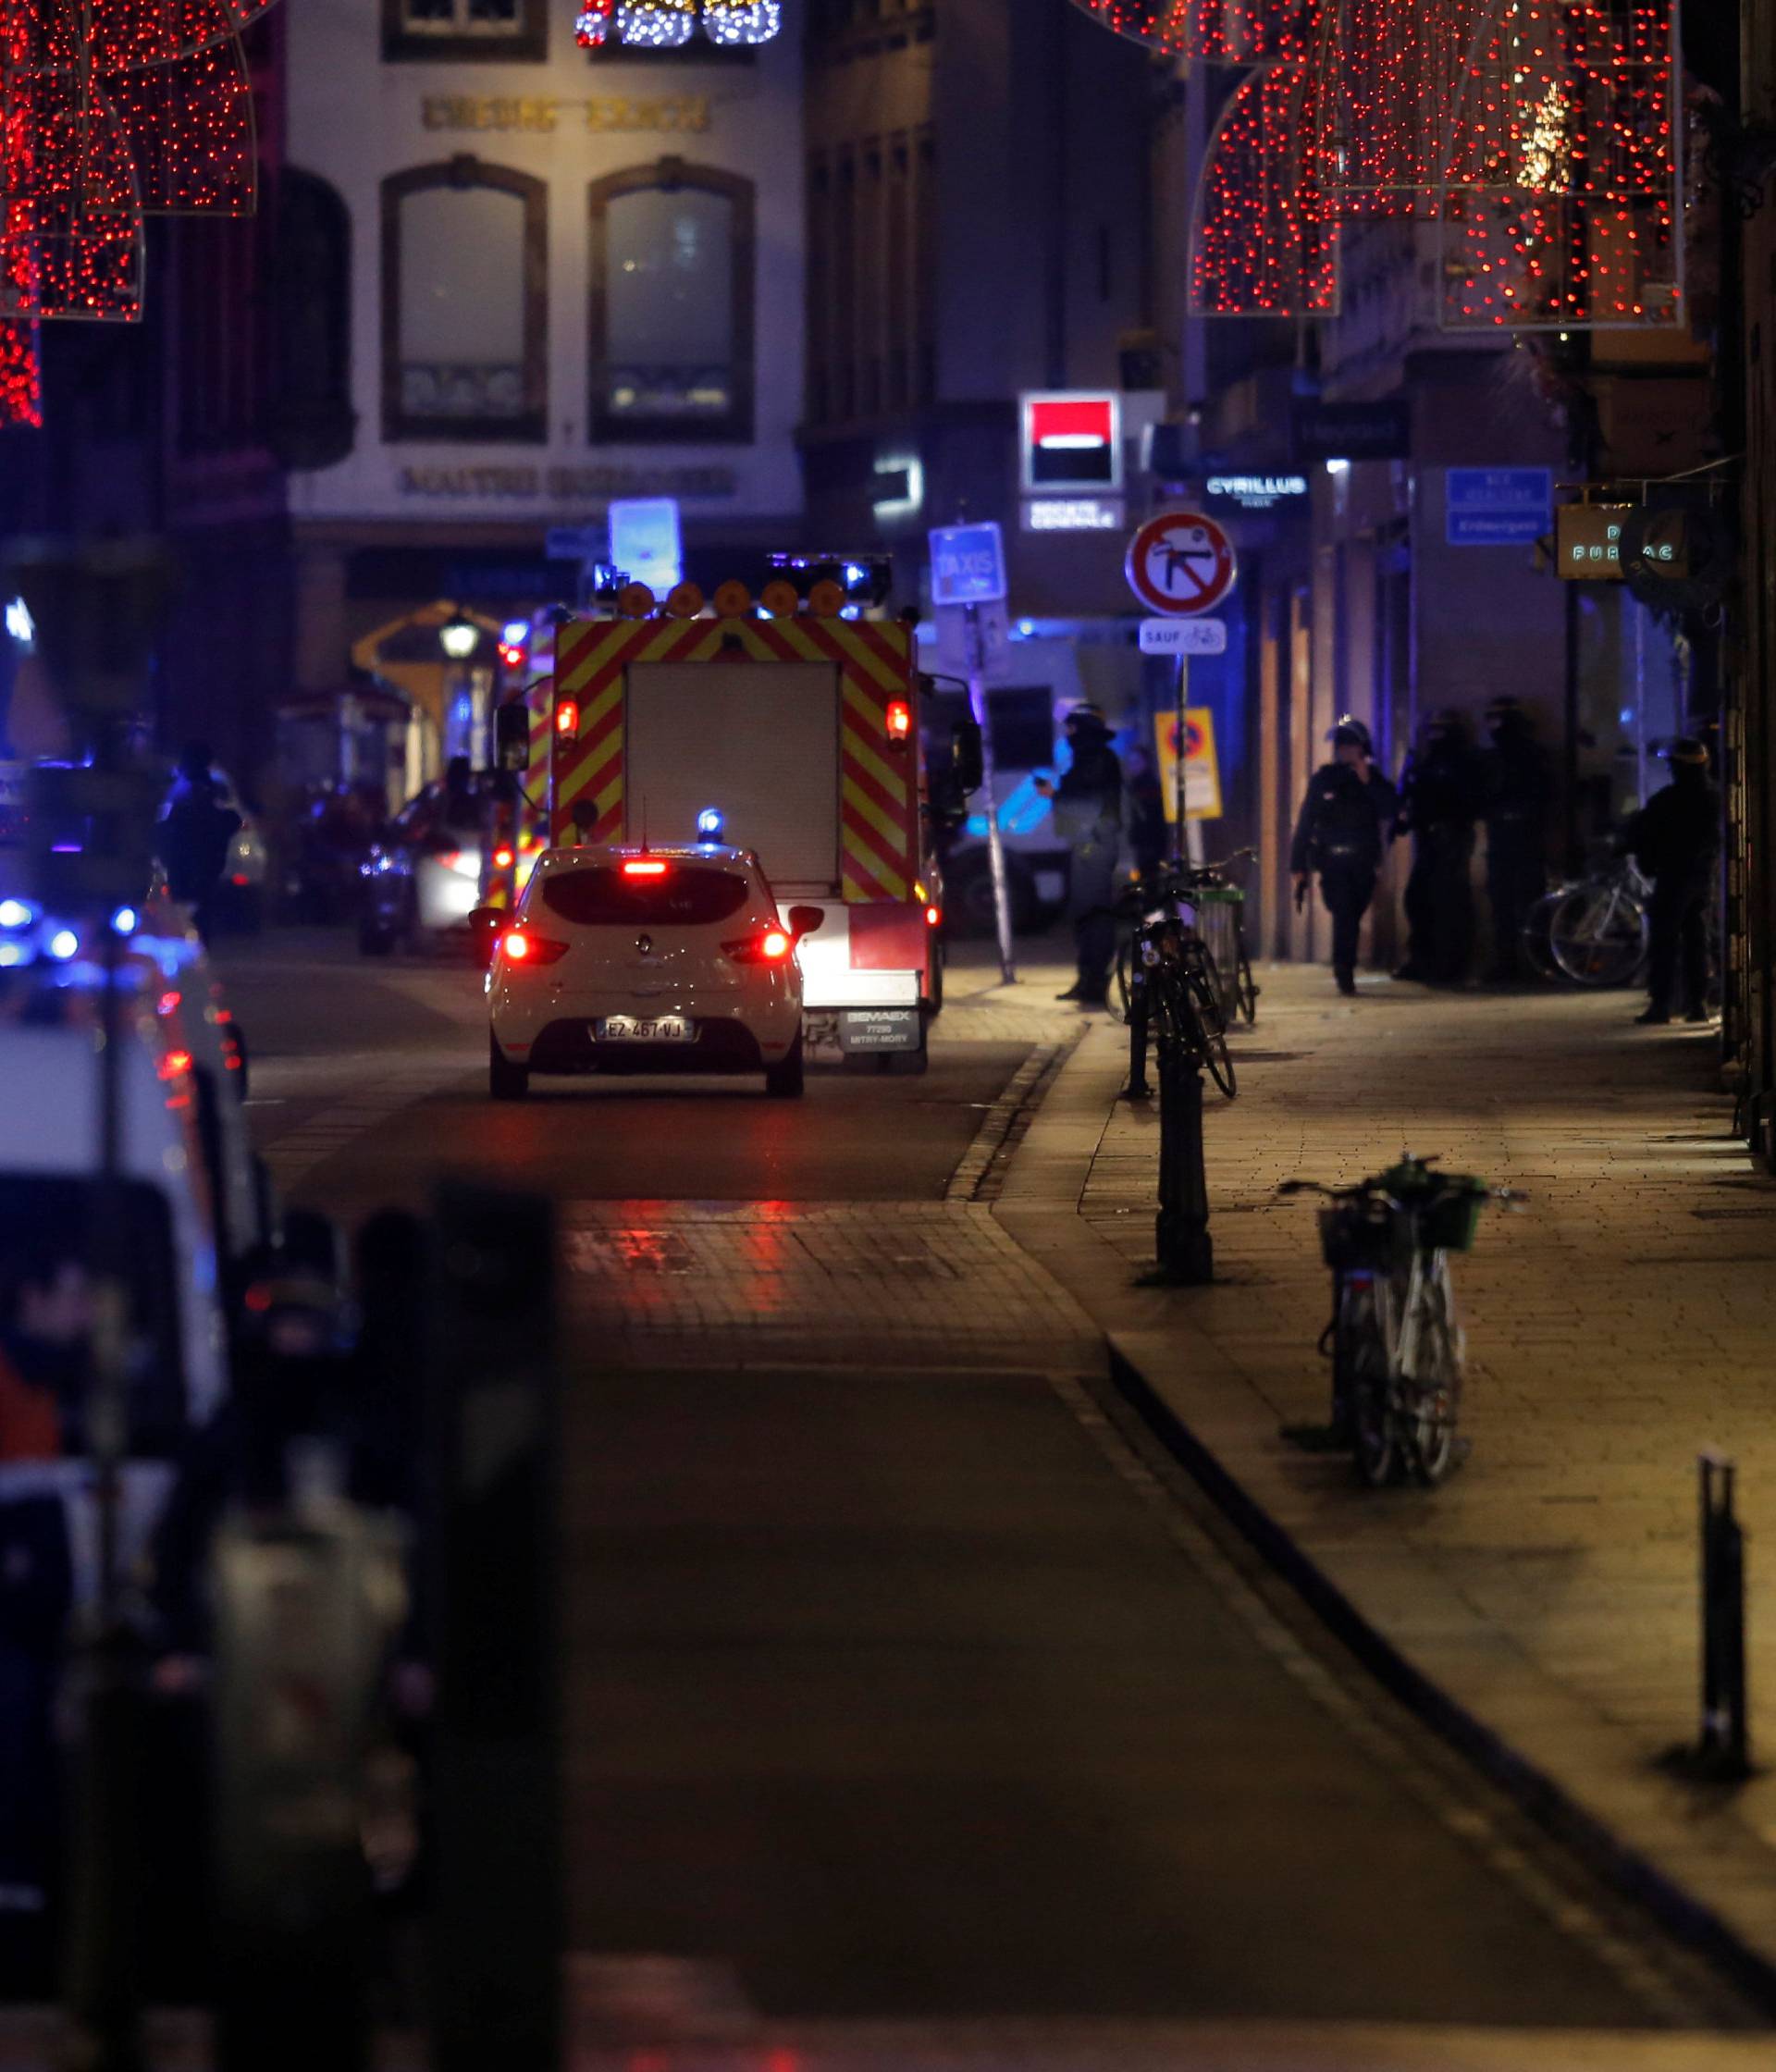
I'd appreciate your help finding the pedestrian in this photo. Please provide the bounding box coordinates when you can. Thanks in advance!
[1121,743,1168,884]
[1393,709,1482,985]
[157,741,241,945]
[1289,715,1399,997]
[1478,696,1550,981]
[1625,736,1720,1026]
[1034,702,1123,1006]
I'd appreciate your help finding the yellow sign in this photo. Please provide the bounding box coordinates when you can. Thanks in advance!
[1154,707,1223,822]
[421,94,711,135]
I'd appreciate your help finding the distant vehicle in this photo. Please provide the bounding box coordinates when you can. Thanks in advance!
[360,772,543,956]
[481,845,821,1101]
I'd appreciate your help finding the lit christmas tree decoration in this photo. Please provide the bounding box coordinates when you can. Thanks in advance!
[580,0,783,47]
[575,0,616,44]
[615,0,697,45]
[700,0,781,43]
[0,320,42,430]
[1067,0,1315,64]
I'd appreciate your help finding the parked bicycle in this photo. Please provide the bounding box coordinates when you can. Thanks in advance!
[1278,1156,1520,1486]
[1180,847,1259,1026]
[1520,859,1650,988]
[1111,870,1238,1099]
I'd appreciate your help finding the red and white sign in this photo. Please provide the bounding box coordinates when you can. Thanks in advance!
[1125,510,1237,617]
[1020,391,1123,493]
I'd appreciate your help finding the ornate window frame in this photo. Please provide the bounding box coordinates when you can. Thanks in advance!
[587,156,755,445]
[381,155,549,444]
[382,0,549,65]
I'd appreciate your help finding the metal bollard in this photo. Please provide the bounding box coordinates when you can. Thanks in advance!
[1154,1044,1214,1284]
[1697,1450,1751,1779]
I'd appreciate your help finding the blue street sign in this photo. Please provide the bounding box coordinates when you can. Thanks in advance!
[928,522,1008,606]
[1446,467,1552,548]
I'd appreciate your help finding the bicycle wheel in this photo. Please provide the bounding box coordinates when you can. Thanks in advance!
[1232,916,1259,1024]
[1548,883,1647,987]
[1518,891,1564,982]
[1404,1268,1463,1486]
[1183,946,1238,1099]
[1109,934,1136,1026]
[1340,1277,1399,1487]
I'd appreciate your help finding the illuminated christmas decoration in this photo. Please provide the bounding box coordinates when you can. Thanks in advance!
[0,320,40,428]
[1067,0,1317,65]
[578,0,783,47]
[0,0,278,424]
[1158,0,1680,328]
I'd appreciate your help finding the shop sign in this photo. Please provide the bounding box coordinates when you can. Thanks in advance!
[421,94,711,135]
[1019,392,1123,493]
[1556,505,1628,580]
[1446,467,1551,548]
[1203,474,1308,510]
[1291,397,1410,463]
[396,463,737,501]
[1020,498,1124,533]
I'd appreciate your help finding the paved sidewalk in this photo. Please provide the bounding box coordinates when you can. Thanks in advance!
[995,963,1776,1987]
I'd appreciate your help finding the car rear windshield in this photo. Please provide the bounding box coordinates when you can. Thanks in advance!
[539,865,752,928]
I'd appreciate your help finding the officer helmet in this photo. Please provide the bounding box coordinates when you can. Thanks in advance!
[1064,701,1109,734]
[1326,714,1373,755]
[1423,707,1464,738]
[1661,735,1709,767]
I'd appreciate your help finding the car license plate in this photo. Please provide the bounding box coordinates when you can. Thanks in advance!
[595,1015,692,1043]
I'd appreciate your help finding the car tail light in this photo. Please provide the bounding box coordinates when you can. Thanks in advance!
[723,929,794,965]
[493,845,515,869]
[500,929,568,967]
[157,1047,193,1081]
[158,989,180,1016]
[926,905,941,927]
[885,697,912,745]
[622,859,668,878]
[229,873,250,887]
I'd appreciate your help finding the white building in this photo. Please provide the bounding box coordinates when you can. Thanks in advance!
[283,0,806,739]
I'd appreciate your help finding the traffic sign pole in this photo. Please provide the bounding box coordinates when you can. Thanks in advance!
[966,601,1016,985]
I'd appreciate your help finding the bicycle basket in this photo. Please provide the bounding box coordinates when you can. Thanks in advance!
[1317,1202,1401,1273]
[1419,1181,1487,1252]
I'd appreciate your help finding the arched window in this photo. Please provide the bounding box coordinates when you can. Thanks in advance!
[588,158,754,443]
[382,157,547,442]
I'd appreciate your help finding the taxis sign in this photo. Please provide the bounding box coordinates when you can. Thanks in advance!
[1557,504,1629,580]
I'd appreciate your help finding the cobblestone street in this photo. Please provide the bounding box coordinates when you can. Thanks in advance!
[1000,963,1776,1979]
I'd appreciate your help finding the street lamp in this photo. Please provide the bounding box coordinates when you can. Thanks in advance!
[439,616,479,660]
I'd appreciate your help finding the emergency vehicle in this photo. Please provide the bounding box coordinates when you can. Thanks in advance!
[540,580,948,1072]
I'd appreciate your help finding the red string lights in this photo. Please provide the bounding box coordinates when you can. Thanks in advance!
[0,0,278,426]
[1092,0,1682,327]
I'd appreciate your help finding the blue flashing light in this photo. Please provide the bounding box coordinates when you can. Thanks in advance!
[839,605,862,622]
[1017,620,1036,638]
[0,898,33,930]
[502,619,531,647]
[0,944,22,968]
[697,807,725,841]
[47,928,79,961]
[112,906,139,936]
[843,563,868,587]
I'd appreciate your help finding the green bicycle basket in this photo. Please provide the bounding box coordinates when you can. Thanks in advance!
[1417,1181,1487,1253]
[1191,885,1246,907]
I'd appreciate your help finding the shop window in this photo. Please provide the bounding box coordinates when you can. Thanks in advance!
[589,158,753,442]
[383,0,548,62]
[382,158,547,442]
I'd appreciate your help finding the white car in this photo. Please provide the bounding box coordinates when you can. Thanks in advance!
[485,845,821,1100]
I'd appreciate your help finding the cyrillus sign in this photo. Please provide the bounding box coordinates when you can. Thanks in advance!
[1557,505,1629,580]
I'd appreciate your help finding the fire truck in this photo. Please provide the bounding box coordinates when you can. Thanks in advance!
[540,579,959,1073]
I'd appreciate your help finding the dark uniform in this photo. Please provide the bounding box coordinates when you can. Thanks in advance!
[157,744,241,945]
[1626,743,1720,1024]
[1290,733,1399,994]
[1047,708,1123,1005]
[1478,701,1550,981]
[1395,714,1482,984]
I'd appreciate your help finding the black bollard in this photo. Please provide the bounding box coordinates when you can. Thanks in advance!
[426,1182,562,2072]
[1698,1451,1750,1779]
[1154,1044,1214,1283]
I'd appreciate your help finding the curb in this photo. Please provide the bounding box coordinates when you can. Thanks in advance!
[1103,1330,1776,2020]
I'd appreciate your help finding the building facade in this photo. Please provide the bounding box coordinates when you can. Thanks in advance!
[280,0,808,774]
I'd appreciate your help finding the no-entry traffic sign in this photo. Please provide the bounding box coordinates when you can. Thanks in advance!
[1126,511,1237,617]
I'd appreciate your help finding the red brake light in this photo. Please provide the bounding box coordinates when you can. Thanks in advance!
[493,845,515,869]
[555,700,580,736]
[229,873,250,887]
[623,859,669,877]
[926,906,941,927]
[157,989,180,1015]
[722,929,795,965]
[885,697,912,744]
[158,1048,193,1081]
[500,929,569,967]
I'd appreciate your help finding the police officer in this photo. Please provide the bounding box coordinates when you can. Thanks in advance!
[1394,709,1481,985]
[1034,702,1123,1006]
[1479,696,1550,982]
[1625,736,1720,1025]
[1290,716,1399,997]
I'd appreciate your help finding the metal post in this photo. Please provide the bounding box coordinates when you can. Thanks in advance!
[966,600,1016,983]
[1154,1042,1213,1283]
[1173,657,1206,868]
[1698,1450,1750,1778]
